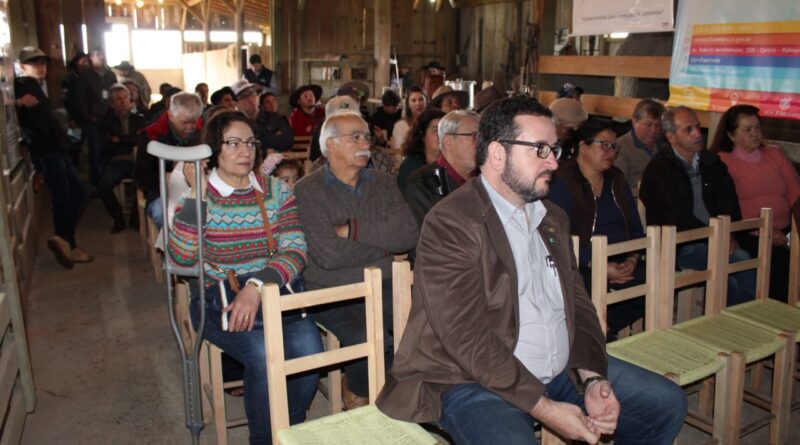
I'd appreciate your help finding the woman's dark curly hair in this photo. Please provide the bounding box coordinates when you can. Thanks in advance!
[710,104,761,153]
[202,110,256,169]
[403,109,446,157]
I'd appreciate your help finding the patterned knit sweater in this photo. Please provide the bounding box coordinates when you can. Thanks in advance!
[168,171,306,286]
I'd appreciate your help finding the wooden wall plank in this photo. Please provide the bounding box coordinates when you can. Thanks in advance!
[0,334,19,423]
[538,55,671,79]
[0,383,26,445]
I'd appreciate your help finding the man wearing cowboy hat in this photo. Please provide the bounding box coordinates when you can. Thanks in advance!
[429,85,469,113]
[15,47,93,269]
[232,79,294,153]
[288,84,324,137]
[113,60,152,105]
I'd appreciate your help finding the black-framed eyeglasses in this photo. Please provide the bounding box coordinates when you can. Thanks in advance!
[223,138,261,151]
[333,132,374,145]
[448,132,477,142]
[498,139,562,160]
[589,139,621,152]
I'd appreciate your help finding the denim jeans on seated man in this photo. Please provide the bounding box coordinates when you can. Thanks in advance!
[190,291,322,445]
[146,197,164,230]
[311,278,394,398]
[677,241,756,306]
[440,356,687,445]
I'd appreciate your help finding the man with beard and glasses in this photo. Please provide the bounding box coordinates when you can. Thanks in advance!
[377,96,687,445]
[294,109,418,410]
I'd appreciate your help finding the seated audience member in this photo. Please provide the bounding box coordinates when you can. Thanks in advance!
[168,111,321,444]
[135,92,203,230]
[711,104,800,302]
[371,89,402,143]
[294,109,418,409]
[288,84,324,137]
[557,82,584,101]
[123,80,150,119]
[271,158,304,190]
[148,84,179,121]
[244,53,278,93]
[391,85,428,151]
[98,83,146,233]
[428,85,468,113]
[259,91,280,115]
[112,61,152,105]
[376,96,686,445]
[397,109,446,190]
[403,110,479,228]
[309,90,380,162]
[16,46,92,269]
[61,52,91,163]
[194,82,209,109]
[549,97,588,159]
[549,119,645,339]
[210,86,236,109]
[640,106,756,306]
[614,98,667,196]
[232,80,260,120]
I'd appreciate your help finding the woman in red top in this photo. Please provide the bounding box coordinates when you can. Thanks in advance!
[288,84,324,136]
[711,104,800,301]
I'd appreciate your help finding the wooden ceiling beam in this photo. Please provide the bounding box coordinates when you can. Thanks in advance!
[178,0,205,22]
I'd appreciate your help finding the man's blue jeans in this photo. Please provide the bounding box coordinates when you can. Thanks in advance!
[32,151,87,247]
[190,297,322,445]
[146,197,164,230]
[439,356,687,445]
[677,241,756,306]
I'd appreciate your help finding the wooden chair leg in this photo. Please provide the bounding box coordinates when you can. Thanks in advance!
[199,342,213,425]
[698,377,715,418]
[541,426,568,445]
[750,361,766,392]
[713,351,745,445]
[770,332,796,445]
[326,332,343,414]
[146,217,165,284]
[209,344,228,445]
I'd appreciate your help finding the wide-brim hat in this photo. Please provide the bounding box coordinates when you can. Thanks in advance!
[549,98,589,126]
[18,46,49,64]
[289,84,323,109]
[338,80,370,99]
[473,86,506,113]
[114,61,135,71]
[429,85,469,110]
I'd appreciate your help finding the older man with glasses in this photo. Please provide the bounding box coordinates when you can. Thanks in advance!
[403,110,480,229]
[293,109,418,409]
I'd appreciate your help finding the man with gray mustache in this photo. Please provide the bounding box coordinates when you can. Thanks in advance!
[294,109,418,409]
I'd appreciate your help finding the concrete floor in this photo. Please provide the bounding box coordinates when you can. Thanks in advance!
[17,197,800,444]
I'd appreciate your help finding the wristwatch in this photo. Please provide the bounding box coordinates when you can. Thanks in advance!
[581,375,607,393]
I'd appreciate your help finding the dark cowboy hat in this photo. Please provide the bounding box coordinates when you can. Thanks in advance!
[473,86,506,113]
[422,60,446,70]
[428,85,470,111]
[114,61,135,71]
[289,84,323,109]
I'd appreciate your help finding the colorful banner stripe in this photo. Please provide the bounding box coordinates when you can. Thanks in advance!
[690,44,800,57]
[670,85,800,120]
[693,21,800,35]
[688,55,800,68]
[692,33,800,46]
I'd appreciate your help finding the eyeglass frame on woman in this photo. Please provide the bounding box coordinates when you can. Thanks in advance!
[332,131,374,145]
[222,137,261,151]
[497,139,562,160]
[588,139,621,152]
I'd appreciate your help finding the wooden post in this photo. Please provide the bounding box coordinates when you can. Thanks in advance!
[614,76,638,99]
[32,0,66,106]
[374,0,391,95]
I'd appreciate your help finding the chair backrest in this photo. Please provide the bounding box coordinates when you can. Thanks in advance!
[659,217,726,324]
[718,208,773,305]
[790,208,799,306]
[263,267,385,443]
[590,225,661,334]
[392,261,413,352]
[291,135,312,152]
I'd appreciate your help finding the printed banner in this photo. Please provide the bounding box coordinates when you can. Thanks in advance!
[669,3,800,120]
[572,0,674,37]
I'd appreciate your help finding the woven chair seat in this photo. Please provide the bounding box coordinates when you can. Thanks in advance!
[671,315,785,363]
[278,405,439,445]
[722,299,800,339]
[607,330,724,386]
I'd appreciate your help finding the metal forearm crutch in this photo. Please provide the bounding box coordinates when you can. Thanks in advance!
[147,141,212,445]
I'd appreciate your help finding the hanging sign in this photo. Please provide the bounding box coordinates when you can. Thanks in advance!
[572,0,674,37]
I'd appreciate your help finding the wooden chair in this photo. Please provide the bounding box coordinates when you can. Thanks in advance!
[136,189,149,258]
[262,267,439,445]
[665,211,795,445]
[598,224,747,445]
